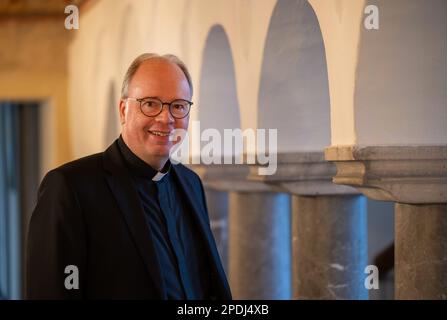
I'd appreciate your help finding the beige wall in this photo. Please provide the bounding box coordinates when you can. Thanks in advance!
[0,17,71,177]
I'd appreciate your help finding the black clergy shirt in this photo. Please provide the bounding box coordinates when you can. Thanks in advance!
[117,135,210,299]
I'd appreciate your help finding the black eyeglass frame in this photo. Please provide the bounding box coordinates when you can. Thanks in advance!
[126,96,193,119]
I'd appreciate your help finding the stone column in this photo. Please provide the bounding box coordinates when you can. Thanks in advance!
[228,191,291,299]
[188,164,246,275]
[203,188,229,272]
[292,195,367,299]
[249,152,368,299]
[395,203,447,299]
[189,163,292,299]
[325,145,447,299]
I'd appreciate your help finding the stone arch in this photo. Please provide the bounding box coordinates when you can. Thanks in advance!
[195,24,241,275]
[198,24,241,158]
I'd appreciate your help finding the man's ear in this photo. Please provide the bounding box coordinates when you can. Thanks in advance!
[119,99,127,125]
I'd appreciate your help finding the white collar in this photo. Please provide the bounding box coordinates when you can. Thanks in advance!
[152,171,168,182]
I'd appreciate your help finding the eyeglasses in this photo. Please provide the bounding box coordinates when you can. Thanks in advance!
[126,97,193,119]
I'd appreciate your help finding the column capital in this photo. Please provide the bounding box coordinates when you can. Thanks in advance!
[324,145,447,204]
[247,152,359,196]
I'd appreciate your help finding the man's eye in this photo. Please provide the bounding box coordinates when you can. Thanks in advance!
[144,101,156,107]
[173,104,185,110]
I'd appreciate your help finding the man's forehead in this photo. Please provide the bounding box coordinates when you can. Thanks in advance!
[135,59,183,77]
[128,59,191,97]
[131,60,187,86]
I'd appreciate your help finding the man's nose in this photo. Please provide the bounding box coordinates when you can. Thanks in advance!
[155,104,174,123]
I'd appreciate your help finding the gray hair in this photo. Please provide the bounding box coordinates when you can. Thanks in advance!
[120,53,193,99]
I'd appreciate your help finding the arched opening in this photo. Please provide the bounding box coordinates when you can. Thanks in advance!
[196,24,241,274]
[258,0,330,152]
[198,24,241,160]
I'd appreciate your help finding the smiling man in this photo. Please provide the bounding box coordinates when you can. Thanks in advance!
[26,53,232,300]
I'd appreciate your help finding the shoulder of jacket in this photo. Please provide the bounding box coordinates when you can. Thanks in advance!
[48,152,103,180]
[172,162,201,181]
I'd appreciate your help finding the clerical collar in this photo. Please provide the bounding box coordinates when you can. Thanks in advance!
[117,135,170,181]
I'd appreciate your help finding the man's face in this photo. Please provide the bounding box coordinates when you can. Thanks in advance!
[119,59,191,164]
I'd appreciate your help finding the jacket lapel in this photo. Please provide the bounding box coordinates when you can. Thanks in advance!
[102,141,166,299]
[172,164,232,298]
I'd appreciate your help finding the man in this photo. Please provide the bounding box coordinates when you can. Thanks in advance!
[26,53,231,300]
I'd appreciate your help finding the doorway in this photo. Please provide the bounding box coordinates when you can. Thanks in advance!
[0,101,40,299]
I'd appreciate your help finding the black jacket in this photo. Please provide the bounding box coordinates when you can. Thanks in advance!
[26,140,231,299]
